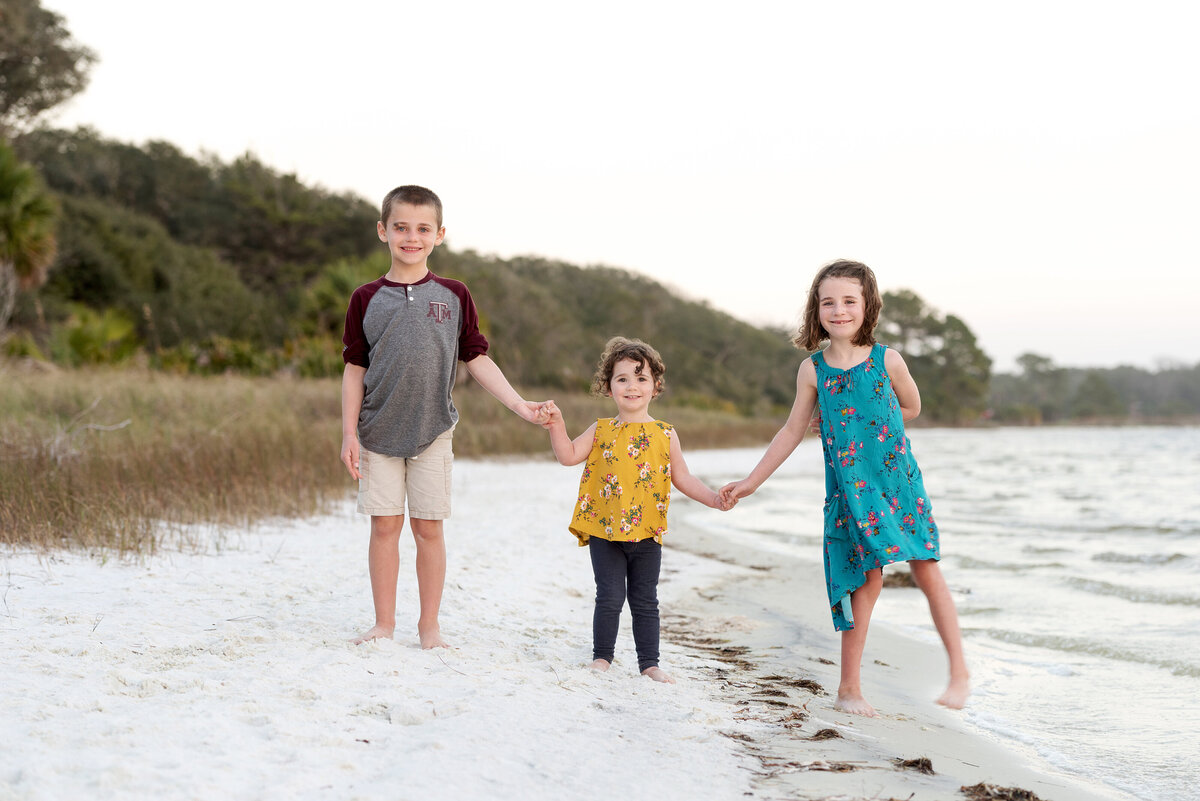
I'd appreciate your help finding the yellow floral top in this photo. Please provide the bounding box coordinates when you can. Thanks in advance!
[570,418,673,546]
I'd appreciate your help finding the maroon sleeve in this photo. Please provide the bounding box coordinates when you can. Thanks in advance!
[341,282,377,367]
[435,276,489,362]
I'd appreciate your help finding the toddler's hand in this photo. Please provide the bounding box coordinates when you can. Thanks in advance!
[540,400,562,429]
[716,490,737,511]
[718,481,748,508]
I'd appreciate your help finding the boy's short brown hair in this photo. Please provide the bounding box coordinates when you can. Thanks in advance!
[380,185,443,228]
[591,336,666,397]
[794,259,882,351]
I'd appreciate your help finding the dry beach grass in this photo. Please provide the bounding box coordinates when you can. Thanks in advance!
[0,363,782,553]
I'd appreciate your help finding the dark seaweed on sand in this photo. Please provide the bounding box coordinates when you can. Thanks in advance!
[960,782,1046,801]
[759,674,826,695]
[882,569,917,588]
[808,728,842,741]
[893,756,935,774]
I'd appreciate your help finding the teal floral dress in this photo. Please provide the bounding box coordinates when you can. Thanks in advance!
[813,343,940,631]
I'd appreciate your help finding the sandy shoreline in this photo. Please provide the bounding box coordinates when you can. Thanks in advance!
[2,456,1131,801]
[664,499,1134,801]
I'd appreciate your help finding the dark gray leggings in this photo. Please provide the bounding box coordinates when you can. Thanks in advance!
[588,536,662,672]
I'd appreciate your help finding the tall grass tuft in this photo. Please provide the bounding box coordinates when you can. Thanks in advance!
[1,366,346,553]
[1,365,783,554]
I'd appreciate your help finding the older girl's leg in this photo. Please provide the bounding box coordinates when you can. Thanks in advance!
[909,559,970,708]
[836,568,883,716]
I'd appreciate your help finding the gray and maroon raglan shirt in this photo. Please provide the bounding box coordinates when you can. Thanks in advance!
[342,271,489,458]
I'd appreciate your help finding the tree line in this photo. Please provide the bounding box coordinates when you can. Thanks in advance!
[3,0,1196,424]
[3,122,998,421]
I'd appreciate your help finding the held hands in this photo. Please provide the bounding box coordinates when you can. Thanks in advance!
[718,480,753,509]
[539,400,563,430]
[714,489,737,511]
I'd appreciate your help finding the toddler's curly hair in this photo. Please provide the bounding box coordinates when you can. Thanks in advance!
[591,337,666,397]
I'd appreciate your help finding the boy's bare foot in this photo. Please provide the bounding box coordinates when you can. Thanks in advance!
[641,666,676,684]
[589,658,611,672]
[937,677,970,709]
[419,624,449,649]
[352,624,394,645]
[834,691,878,717]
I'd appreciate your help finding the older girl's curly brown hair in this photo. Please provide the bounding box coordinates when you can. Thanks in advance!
[793,259,882,351]
[591,336,666,397]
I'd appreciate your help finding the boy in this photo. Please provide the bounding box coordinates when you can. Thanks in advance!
[340,185,546,648]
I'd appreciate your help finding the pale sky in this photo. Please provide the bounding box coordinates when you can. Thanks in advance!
[42,1,1200,372]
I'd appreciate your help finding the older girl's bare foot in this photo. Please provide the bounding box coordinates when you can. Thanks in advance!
[352,625,394,645]
[589,659,611,672]
[419,625,449,649]
[642,666,676,684]
[937,676,970,709]
[834,691,878,717]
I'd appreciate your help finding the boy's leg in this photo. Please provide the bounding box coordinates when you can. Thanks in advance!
[409,517,447,649]
[909,559,970,708]
[589,537,627,669]
[626,541,672,682]
[353,514,405,643]
[405,429,454,649]
[836,567,883,716]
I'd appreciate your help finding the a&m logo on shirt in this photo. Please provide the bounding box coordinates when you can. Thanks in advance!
[427,301,451,323]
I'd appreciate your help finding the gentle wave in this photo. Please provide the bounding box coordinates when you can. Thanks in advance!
[950,515,1194,538]
[1063,576,1200,607]
[956,555,1066,571]
[975,627,1200,678]
[1091,551,1189,565]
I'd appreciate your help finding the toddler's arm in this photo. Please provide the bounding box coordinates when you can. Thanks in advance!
[719,359,818,504]
[667,430,731,510]
[542,402,597,466]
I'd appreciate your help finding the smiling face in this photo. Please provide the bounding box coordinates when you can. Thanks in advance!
[817,276,866,343]
[607,357,659,420]
[376,202,445,271]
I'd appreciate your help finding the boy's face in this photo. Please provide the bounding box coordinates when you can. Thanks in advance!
[377,203,445,269]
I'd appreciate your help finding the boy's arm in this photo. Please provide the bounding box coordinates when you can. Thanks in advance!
[340,363,367,480]
[668,430,725,509]
[720,359,818,502]
[464,355,546,423]
[885,348,922,422]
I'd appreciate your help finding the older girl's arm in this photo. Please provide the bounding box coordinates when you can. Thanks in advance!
[721,359,818,501]
[885,348,922,422]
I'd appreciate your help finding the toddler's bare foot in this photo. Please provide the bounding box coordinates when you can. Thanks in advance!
[834,691,878,717]
[641,666,676,684]
[352,624,394,645]
[589,659,611,672]
[419,625,449,649]
[937,676,970,709]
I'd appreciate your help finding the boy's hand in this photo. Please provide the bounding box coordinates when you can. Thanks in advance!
[808,410,822,436]
[515,400,549,424]
[341,435,362,480]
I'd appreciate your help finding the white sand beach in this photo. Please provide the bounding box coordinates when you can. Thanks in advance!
[2,455,1133,801]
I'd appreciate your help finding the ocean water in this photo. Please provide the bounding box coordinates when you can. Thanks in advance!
[708,426,1200,801]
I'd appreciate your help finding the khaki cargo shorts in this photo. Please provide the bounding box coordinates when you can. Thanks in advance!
[356,427,453,519]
